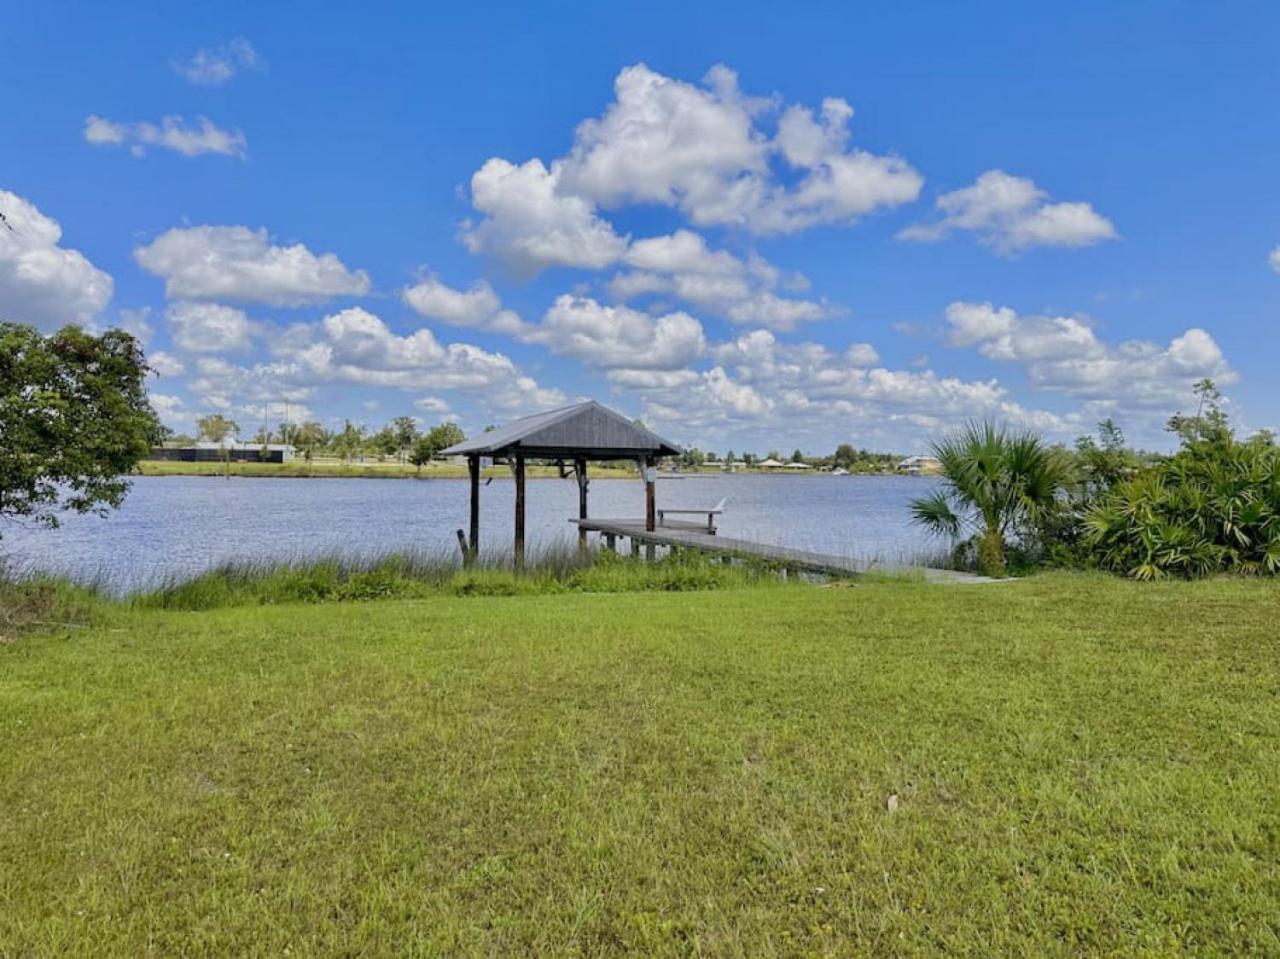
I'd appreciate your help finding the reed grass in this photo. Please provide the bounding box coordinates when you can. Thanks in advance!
[1,545,792,624]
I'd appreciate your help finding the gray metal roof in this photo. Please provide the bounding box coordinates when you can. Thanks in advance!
[441,400,682,460]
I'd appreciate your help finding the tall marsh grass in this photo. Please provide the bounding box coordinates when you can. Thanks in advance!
[2,544,794,623]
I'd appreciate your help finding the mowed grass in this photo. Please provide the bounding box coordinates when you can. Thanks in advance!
[2,575,1278,955]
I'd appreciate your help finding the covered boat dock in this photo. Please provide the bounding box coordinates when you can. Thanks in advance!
[440,400,682,566]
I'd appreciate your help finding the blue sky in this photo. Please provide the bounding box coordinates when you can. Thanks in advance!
[2,0,1278,452]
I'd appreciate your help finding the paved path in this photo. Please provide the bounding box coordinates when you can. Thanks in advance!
[571,518,999,584]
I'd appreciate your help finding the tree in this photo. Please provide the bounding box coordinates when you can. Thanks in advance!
[1,323,160,534]
[293,422,327,464]
[333,420,365,464]
[408,436,435,473]
[370,425,399,461]
[391,416,419,462]
[1167,378,1232,449]
[791,448,805,464]
[196,414,239,446]
[680,447,706,469]
[909,421,1071,577]
[833,443,857,470]
[424,422,466,457]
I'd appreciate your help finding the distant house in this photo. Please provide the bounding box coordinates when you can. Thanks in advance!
[897,455,943,475]
[757,457,785,468]
[783,461,812,469]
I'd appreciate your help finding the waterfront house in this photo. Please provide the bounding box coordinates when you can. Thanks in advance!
[897,455,943,475]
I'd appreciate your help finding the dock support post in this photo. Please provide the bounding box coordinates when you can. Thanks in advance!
[644,455,656,532]
[513,454,526,569]
[467,454,480,566]
[605,533,616,552]
[575,457,588,552]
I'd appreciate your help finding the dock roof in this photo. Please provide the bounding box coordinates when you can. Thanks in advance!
[440,400,682,461]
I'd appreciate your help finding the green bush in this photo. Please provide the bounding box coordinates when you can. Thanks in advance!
[1085,434,1280,579]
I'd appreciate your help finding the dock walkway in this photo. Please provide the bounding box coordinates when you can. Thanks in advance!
[571,518,996,584]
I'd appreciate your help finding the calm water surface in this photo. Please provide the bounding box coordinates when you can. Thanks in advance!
[1,474,943,592]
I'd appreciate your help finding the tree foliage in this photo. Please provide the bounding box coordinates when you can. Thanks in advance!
[423,422,465,456]
[196,414,239,445]
[1,323,160,534]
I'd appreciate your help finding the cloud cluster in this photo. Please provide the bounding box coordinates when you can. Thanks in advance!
[528,295,705,370]
[0,188,113,329]
[1270,245,1280,272]
[182,306,564,417]
[900,170,1116,253]
[944,301,1235,406]
[608,229,837,331]
[84,115,247,159]
[166,301,255,353]
[462,64,921,276]
[172,38,261,86]
[402,276,709,371]
[617,326,1074,444]
[402,276,528,335]
[461,158,630,276]
[135,226,371,305]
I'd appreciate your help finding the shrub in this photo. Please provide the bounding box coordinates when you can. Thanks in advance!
[910,421,1072,577]
[1085,434,1280,579]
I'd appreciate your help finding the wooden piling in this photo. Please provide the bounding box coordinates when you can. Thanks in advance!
[644,455,656,532]
[575,457,588,551]
[513,454,526,569]
[467,454,480,562]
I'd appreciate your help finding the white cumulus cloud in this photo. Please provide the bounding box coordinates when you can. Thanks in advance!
[134,226,371,305]
[461,158,629,276]
[402,276,528,335]
[0,188,113,329]
[900,170,1116,253]
[462,63,922,275]
[1270,245,1280,272]
[528,295,705,370]
[84,115,247,159]
[609,229,839,331]
[167,301,255,353]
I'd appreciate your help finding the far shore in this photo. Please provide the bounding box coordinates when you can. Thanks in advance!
[136,460,922,481]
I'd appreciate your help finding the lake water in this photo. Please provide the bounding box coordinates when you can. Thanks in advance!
[0,474,944,592]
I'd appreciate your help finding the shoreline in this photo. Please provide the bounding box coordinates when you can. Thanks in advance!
[135,462,918,481]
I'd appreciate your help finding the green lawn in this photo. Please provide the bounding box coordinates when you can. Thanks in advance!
[2,575,1278,955]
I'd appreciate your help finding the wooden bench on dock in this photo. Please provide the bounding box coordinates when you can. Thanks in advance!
[657,498,726,534]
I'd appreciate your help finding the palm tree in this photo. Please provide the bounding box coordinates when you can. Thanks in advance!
[909,421,1071,577]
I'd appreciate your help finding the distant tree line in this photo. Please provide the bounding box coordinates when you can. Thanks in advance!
[170,413,467,470]
[674,443,901,473]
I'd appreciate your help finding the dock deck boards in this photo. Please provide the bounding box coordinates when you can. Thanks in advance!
[570,518,996,584]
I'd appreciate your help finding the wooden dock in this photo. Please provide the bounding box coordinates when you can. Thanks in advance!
[570,519,996,584]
